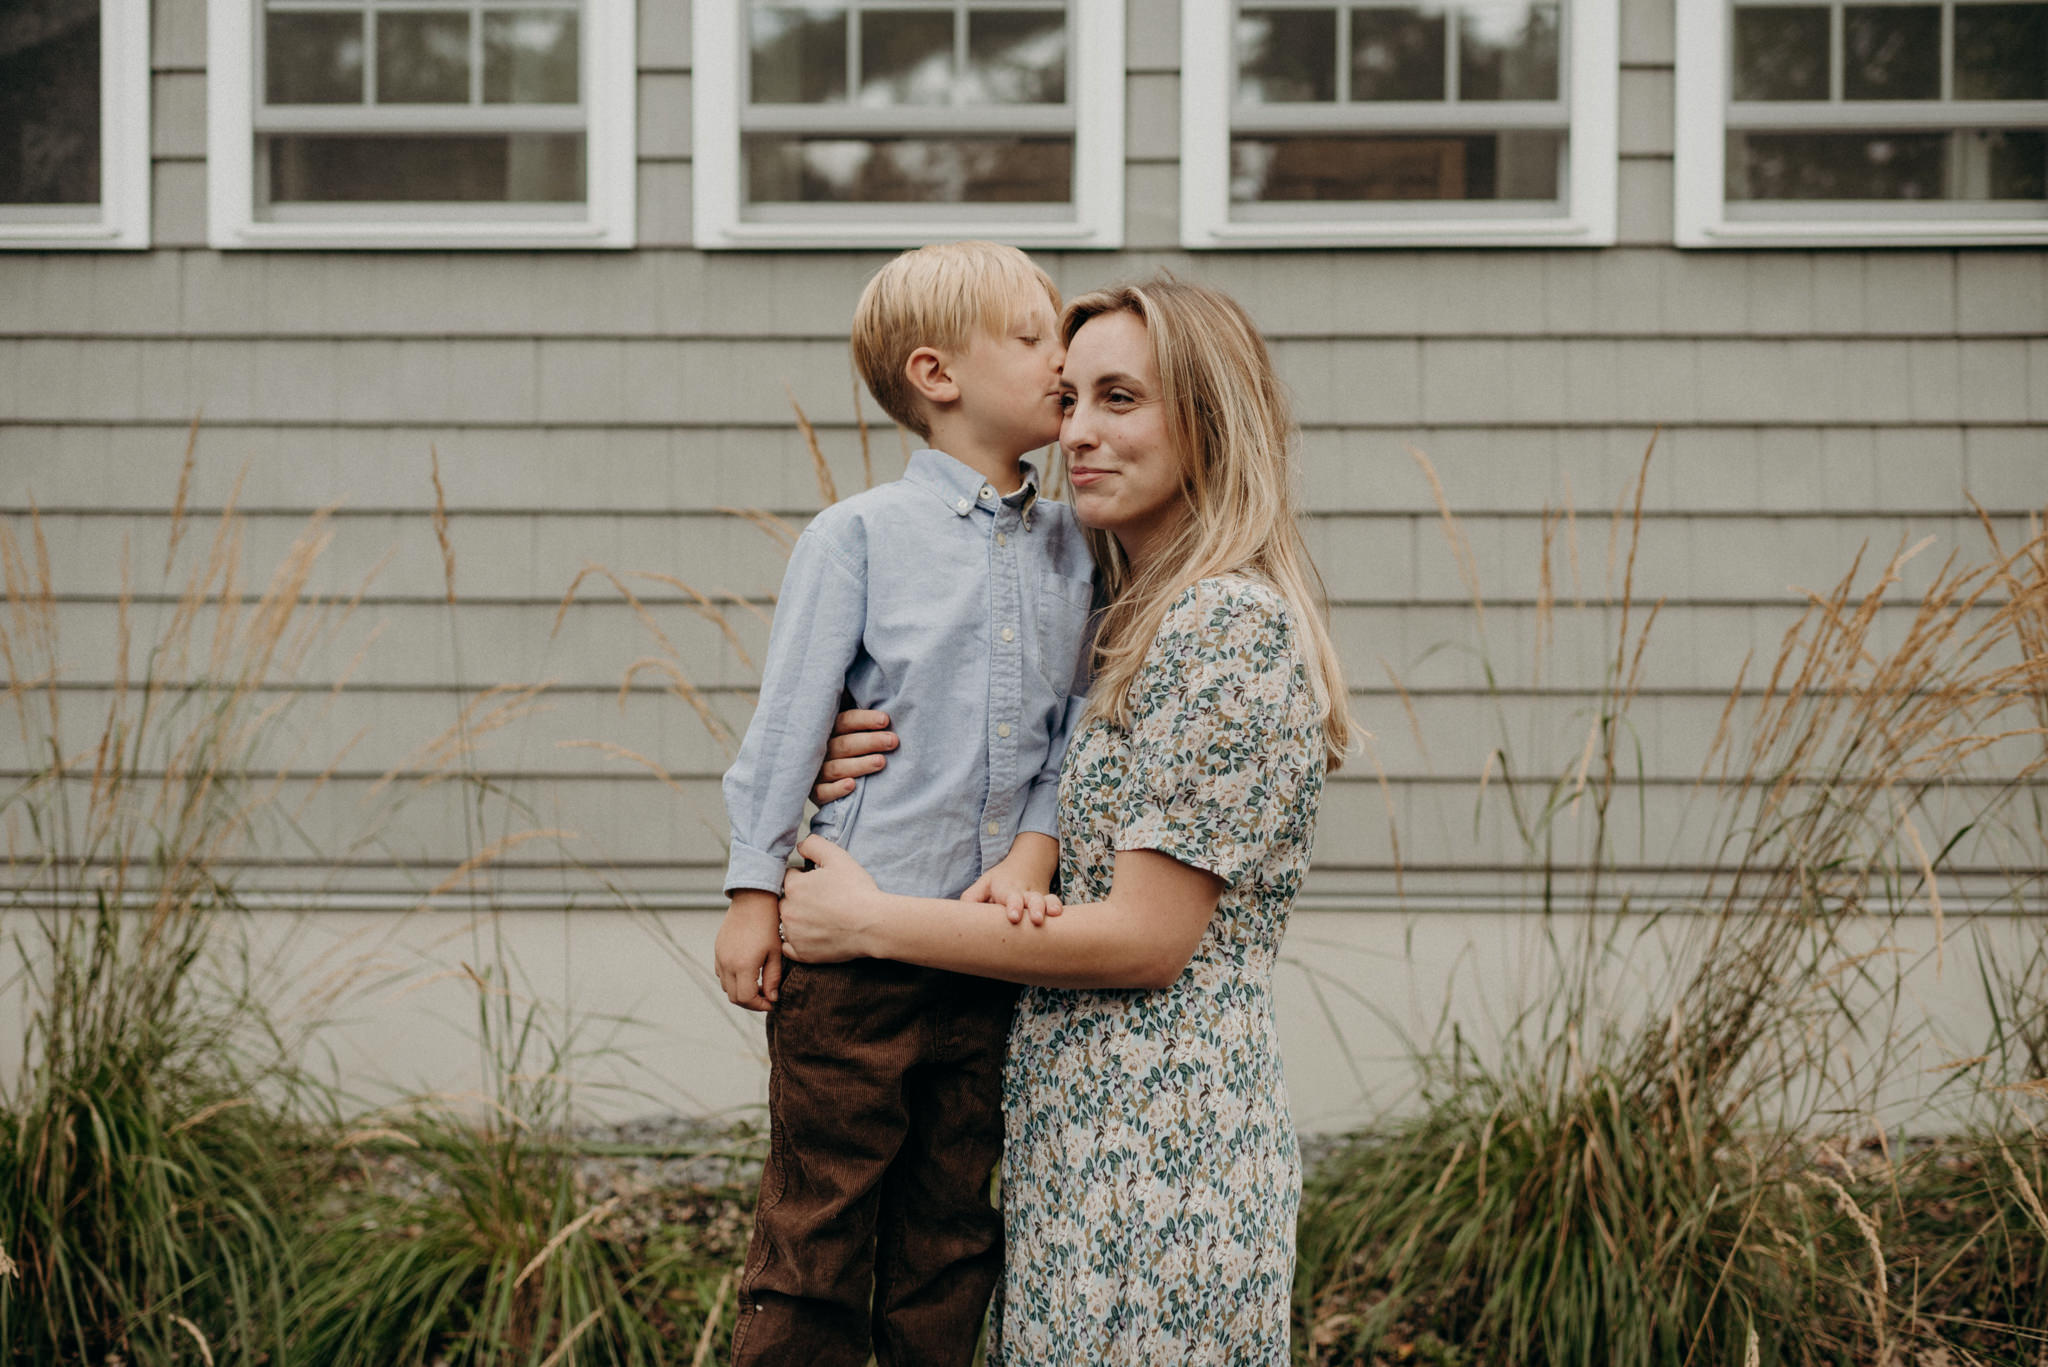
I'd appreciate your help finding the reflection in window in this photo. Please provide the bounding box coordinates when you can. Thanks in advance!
[1352,10,1445,101]
[1731,7,1828,100]
[1234,132,1561,199]
[746,136,1071,201]
[269,133,584,201]
[1955,4,2048,99]
[1842,5,1940,100]
[256,0,585,211]
[0,0,102,205]
[1726,0,2048,209]
[1231,1,1569,205]
[1240,9,1339,101]
[1730,129,2045,200]
[741,2,1075,209]
[1460,0,1559,98]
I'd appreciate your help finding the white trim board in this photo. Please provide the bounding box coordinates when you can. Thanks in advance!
[0,0,151,250]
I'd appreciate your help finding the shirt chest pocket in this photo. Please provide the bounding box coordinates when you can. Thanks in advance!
[1032,570,1095,698]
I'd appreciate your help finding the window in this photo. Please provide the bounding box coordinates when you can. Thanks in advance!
[205,0,634,247]
[692,1,1124,249]
[1676,0,2048,245]
[1181,0,1617,247]
[0,0,150,248]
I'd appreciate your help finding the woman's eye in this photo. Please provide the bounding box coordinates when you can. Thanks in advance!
[1056,393,1076,411]
[1108,390,1134,405]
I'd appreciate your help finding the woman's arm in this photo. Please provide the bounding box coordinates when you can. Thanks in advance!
[779,836,1221,991]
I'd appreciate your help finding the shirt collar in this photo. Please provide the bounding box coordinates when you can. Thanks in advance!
[905,448,1043,526]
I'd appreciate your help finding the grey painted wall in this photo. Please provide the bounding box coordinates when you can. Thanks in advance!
[1,0,2042,1119]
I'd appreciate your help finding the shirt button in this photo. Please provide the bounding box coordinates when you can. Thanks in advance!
[996,532,1007,547]
[1001,627,1015,642]
[986,821,1000,835]
[956,498,971,513]
[997,723,1011,738]
[980,485,995,499]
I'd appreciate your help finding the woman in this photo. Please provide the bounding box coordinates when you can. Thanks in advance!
[778,277,1353,1363]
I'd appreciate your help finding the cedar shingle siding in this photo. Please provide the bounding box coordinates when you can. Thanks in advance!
[2,0,2042,1123]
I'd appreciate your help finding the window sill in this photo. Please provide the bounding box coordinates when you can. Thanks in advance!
[207,218,634,250]
[1183,215,1617,249]
[693,217,1123,251]
[0,221,150,250]
[1679,217,2048,248]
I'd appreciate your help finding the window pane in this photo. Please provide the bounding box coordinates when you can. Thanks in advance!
[1459,0,1559,99]
[751,5,847,103]
[1231,131,1562,199]
[965,10,1066,103]
[744,135,1071,201]
[1843,6,1941,99]
[267,133,584,200]
[859,9,953,104]
[1968,127,2048,197]
[1954,3,2048,99]
[0,0,100,204]
[266,11,366,104]
[377,12,471,103]
[484,10,579,103]
[1731,7,1830,100]
[1352,8,1447,100]
[1238,9,1338,102]
[1728,130,1947,197]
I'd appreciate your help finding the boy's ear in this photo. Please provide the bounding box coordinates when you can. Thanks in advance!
[903,346,960,409]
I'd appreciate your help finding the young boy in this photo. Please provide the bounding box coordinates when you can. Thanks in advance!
[714,240,1095,1367]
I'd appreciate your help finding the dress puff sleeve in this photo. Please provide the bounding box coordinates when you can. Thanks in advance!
[1114,577,1297,888]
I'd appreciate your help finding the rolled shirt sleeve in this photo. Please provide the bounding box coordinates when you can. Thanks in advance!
[720,529,866,897]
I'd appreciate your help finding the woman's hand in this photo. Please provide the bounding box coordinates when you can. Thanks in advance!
[810,709,899,806]
[778,836,884,963]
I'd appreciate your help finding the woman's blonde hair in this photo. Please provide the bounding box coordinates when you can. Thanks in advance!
[1063,276,1354,771]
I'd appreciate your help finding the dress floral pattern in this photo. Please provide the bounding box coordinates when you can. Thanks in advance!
[990,574,1326,1366]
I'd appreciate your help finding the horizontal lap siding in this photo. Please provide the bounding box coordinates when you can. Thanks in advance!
[2,0,2044,919]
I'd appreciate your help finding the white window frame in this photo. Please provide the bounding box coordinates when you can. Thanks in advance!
[0,0,151,249]
[1180,0,1616,248]
[1676,0,2048,247]
[692,0,1124,250]
[205,0,634,249]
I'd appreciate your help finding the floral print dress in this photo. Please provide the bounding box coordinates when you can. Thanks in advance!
[990,574,1326,1366]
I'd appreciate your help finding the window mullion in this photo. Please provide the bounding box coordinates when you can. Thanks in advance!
[1828,3,1843,102]
[1446,5,1460,102]
[847,6,862,106]
[365,5,380,105]
[954,0,969,104]
[1335,4,1351,103]
[1938,0,1953,101]
[470,0,484,105]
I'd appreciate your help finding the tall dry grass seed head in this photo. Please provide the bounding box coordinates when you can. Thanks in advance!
[1296,454,2048,1366]
[0,449,371,1365]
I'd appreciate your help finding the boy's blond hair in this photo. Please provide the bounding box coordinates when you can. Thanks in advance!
[851,240,1060,437]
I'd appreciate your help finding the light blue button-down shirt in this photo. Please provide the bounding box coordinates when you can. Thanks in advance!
[722,449,1097,900]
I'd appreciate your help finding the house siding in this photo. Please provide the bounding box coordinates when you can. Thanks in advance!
[1,0,2042,1123]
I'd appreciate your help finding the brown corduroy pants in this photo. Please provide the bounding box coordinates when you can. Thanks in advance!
[729,957,1018,1367]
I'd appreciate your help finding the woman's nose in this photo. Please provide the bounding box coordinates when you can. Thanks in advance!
[1061,407,1095,453]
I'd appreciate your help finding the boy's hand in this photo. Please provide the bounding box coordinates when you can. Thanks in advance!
[960,832,1063,927]
[810,709,898,806]
[715,890,784,1012]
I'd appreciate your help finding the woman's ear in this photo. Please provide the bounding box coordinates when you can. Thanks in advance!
[904,346,960,408]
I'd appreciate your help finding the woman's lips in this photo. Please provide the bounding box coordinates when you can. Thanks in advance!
[1068,467,1108,487]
